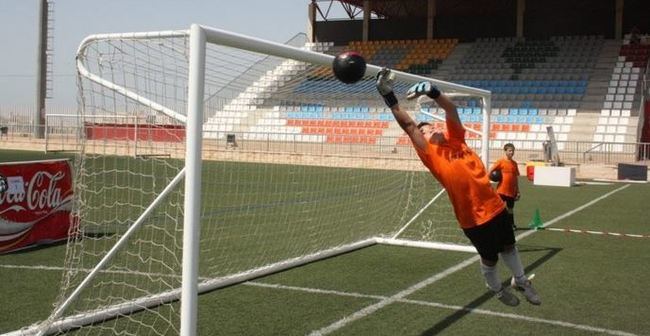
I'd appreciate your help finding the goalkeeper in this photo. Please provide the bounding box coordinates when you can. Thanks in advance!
[375,68,540,306]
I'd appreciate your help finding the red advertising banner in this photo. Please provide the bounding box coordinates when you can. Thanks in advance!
[0,159,74,253]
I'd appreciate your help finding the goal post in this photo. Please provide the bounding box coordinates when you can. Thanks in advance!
[23,24,493,336]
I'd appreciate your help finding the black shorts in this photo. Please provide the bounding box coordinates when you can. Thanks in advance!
[499,194,515,209]
[462,210,515,262]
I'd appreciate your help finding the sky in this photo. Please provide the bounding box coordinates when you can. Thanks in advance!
[0,0,317,107]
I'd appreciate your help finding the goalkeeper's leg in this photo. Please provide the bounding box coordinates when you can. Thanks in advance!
[463,212,520,306]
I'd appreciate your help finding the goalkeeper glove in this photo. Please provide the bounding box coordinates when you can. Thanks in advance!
[375,68,398,108]
[406,81,441,100]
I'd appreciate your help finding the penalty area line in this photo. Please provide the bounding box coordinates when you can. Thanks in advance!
[307,184,631,336]
[247,281,638,336]
[0,264,187,280]
[541,227,650,239]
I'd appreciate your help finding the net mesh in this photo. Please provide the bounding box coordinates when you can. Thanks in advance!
[37,31,487,335]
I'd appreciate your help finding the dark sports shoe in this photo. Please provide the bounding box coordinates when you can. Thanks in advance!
[496,286,520,306]
[511,277,541,305]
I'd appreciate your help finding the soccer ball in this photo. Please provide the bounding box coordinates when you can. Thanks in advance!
[489,169,502,183]
[332,51,366,84]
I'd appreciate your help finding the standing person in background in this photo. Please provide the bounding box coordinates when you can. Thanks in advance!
[489,143,521,230]
[630,26,641,45]
[375,68,540,306]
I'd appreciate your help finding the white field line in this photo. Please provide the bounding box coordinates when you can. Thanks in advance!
[307,184,631,336]
[307,256,480,336]
[0,266,637,336]
[0,264,185,280]
[2,185,632,335]
[398,298,638,336]
[543,227,650,238]
[515,184,631,239]
[247,281,637,336]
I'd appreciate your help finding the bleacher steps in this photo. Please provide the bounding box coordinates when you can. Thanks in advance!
[581,40,624,111]
[626,116,640,142]
[433,43,471,81]
[565,113,599,142]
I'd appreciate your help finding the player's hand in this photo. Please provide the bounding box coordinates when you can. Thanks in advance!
[406,81,441,100]
[375,68,395,96]
[515,192,521,201]
[376,68,398,107]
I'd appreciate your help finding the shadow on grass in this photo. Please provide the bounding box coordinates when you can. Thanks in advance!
[419,245,561,336]
[3,231,119,255]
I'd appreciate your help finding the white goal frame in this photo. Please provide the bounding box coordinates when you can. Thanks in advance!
[22,24,492,336]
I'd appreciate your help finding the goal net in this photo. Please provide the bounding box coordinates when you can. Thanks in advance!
[23,25,491,335]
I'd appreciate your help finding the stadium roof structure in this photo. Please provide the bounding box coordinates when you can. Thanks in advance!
[312,0,650,43]
[317,0,650,22]
[329,0,421,18]
[316,0,518,20]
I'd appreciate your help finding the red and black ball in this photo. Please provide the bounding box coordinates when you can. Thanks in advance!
[332,51,366,84]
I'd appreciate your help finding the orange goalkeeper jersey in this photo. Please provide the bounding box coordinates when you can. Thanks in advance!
[491,158,520,198]
[414,125,505,229]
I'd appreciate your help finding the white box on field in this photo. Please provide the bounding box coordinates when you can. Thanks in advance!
[534,166,575,187]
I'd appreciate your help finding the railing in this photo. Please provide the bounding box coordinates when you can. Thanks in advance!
[582,142,606,163]
[636,56,650,159]
[0,118,647,166]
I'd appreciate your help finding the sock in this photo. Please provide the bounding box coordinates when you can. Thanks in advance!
[480,261,502,292]
[500,248,527,283]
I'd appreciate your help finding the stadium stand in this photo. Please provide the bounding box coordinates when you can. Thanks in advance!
[594,33,648,151]
[450,35,600,110]
[204,42,333,140]
[202,32,647,154]
[348,39,457,73]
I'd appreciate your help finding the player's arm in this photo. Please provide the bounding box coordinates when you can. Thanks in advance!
[436,94,464,137]
[375,69,428,150]
[389,105,429,150]
[515,180,521,200]
[488,161,499,175]
[515,164,521,200]
[514,182,521,200]
[405,81,464,139]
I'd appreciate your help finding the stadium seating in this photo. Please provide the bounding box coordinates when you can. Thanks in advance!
[255,38,461,145]
[416,105,576,150]
[594,34,647,151]
[349,39,457,74]
[203,42,334,139]
[280,103,392,144]
[619,42,650,68]
[203,35,646,153]
[451,35,603,110]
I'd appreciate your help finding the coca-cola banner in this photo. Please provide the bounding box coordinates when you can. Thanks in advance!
[0,159,73,253]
